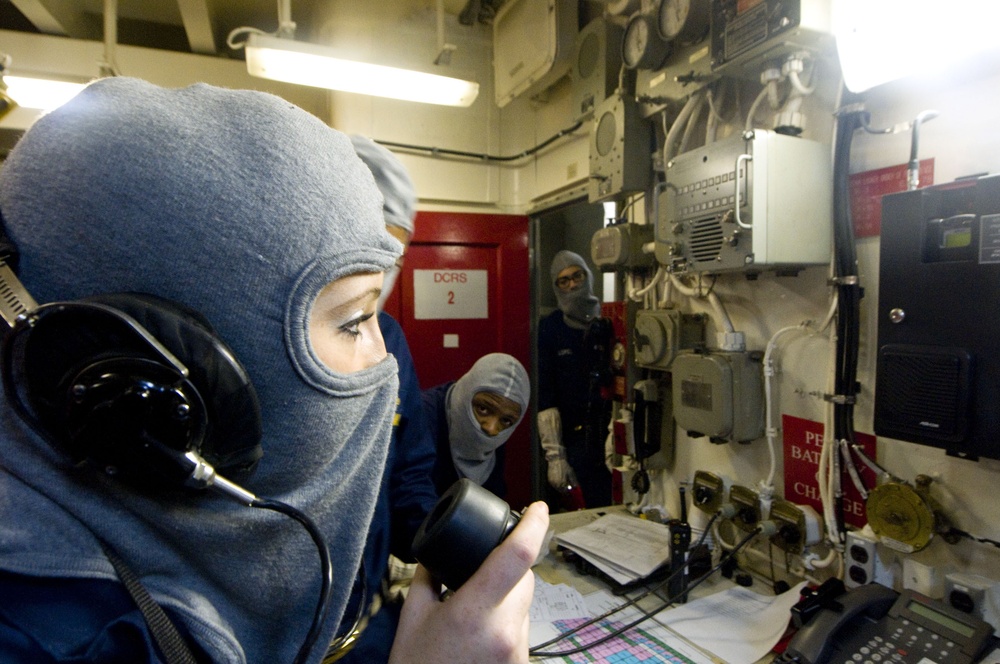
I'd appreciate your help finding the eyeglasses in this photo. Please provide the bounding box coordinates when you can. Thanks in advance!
[555,270,586,289]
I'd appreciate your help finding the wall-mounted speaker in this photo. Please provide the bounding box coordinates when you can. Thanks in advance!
[588,92,651,203]
[572,18,624,122]
[876,175,1000,461]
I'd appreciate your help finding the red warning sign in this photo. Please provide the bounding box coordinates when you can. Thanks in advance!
[782,414,878,529]
[849,159,934,238]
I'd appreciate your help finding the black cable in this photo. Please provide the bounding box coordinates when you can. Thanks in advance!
[375,120,584,163]
[830,98,865,544]
[251,498,335,664]
[951,529,1000,550]
[530,525,762,657]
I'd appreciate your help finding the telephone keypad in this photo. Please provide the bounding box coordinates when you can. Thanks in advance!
[841,620,963,664]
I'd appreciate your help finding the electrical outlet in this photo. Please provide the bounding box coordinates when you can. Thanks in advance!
[945,572,1000,633]
[728,485,760,532]
[692,470,725,514]
[845,529,894,589]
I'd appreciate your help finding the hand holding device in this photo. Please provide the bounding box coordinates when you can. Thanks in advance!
[392,497,549,664]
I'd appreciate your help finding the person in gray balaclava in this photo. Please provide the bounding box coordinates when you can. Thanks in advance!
[0,77,548,664]
[349,135,416,312]
[537,250,614,509]
[422,353,530,498]
[340,136,437,664]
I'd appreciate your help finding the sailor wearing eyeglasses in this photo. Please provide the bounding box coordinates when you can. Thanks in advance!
[537,250,614,510]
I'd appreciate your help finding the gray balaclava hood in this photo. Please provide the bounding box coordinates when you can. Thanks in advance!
[445,353,529,485]
[550,250,600,329]
[350,135,416,308]
[349,135,416,234]
[0,78,401,664]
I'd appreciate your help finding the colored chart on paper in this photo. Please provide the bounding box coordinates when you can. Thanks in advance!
[547,617,699,663]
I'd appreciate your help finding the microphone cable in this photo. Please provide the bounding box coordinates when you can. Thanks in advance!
[250,497,335,664]
[195,459,365,664]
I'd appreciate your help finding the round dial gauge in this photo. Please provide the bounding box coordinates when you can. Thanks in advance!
[622,13,670,70]
[658,0,710,44]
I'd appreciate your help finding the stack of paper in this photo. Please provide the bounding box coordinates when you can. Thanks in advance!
[554,513,672,585]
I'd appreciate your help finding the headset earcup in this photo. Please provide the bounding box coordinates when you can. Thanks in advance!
[81,293,263,480]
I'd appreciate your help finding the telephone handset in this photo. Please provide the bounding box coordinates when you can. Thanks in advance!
[784,583,994,664]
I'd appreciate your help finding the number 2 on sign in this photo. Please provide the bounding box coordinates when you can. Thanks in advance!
[448,291,455,304]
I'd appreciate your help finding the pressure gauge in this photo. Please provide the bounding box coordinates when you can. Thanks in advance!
[622,13,670,70]
[658,0,710,44]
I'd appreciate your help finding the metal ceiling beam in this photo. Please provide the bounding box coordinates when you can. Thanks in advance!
[10,0,100,39]
[176,0,217,54]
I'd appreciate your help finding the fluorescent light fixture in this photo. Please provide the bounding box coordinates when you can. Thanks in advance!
[4,75,87,111]
[834,0,1000,93]
[244,34,479,107]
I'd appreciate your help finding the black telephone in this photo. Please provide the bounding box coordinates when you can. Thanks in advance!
[784,583,995,664]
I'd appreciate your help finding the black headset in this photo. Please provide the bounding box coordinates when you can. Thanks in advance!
[0,223,263,491]
[0,222,359,664]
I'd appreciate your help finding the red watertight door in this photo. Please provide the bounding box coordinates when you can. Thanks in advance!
[383,211,531,508]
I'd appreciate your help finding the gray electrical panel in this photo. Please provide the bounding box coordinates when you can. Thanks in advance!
[572,18,624,122]
[671,349,764,443]
[655,129,832,274]
[588,92,652,203]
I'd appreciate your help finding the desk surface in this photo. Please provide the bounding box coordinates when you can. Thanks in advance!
[532,506,779,664]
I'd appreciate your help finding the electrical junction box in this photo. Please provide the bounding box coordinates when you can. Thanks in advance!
[633,309,706,371]
[671,348,764,443]
[692,469,727,514]
[769,499,821,555]
[875,175,1000,461]
[589,91,652,203]
[728,484,761,532]
[493,0,577,108]
[710,0,834,78]
[655,129,832,274]
[591,222,656,271]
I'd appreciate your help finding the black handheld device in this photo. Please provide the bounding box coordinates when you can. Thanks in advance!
[667,485,691,603]
[412,479,521,592]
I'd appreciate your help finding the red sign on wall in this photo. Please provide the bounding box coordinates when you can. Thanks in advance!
[849,159,934,238]
[782,414,878,529]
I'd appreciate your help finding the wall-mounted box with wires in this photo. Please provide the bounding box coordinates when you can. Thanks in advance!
[728,484,761,532]
[655,129,832,274]
[591,222,656,271]
[709,0,834,79]
[633,309,706,371]
[769,499,822,554]
[671,348,764,443]
[692,469,728,514]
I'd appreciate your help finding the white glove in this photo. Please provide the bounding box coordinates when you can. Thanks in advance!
[538,408,578,491]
